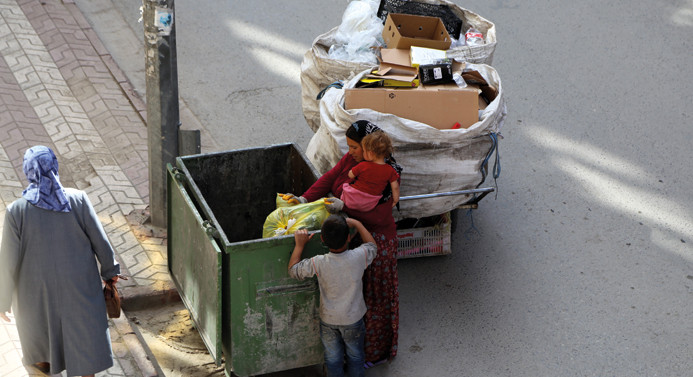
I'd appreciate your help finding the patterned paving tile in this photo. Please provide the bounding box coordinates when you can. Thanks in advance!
[18,0,150,200]
[0,1,165,375]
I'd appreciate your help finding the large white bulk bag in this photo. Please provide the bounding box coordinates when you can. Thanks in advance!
[306,63,506,219]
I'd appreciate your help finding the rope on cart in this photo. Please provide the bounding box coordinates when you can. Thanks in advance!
[490,132,501,198]
[463,208,481,240]
[316,81,344,100]
[491,132,501,180]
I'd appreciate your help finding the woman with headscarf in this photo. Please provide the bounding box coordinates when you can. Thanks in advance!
[285,120,402,367]
[0,146,121,377]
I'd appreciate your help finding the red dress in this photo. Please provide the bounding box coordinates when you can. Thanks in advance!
[303,153,399,362]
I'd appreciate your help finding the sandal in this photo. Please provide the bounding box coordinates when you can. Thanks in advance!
[364,359,387,369]
[27,362,51,376]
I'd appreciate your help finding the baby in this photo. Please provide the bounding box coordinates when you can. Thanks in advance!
[341,130,400,211]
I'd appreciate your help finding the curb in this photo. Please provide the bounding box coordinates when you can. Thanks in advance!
[112,311,163,377]
[121,281,181,312]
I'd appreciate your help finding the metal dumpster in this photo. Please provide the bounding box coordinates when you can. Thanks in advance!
[166,143,327,377]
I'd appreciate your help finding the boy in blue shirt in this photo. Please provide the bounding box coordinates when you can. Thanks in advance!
[289,215,377,377]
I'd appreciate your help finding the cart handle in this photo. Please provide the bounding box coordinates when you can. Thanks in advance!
[399,187,494,201]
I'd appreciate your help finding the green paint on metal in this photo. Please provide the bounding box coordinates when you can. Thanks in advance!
[167,165,223,364]
[167,144,327,377]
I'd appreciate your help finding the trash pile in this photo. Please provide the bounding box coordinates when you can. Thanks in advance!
[300,0,506,219]
[301,0,498,132]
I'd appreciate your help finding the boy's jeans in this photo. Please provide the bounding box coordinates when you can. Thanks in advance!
[320,319,365,377]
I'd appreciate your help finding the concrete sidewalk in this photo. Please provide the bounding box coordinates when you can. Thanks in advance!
[0,0,172,375]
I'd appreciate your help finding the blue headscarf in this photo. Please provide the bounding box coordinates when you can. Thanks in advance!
[22,146,71,213]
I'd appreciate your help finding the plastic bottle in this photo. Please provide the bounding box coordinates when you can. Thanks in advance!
[465,27,484,46]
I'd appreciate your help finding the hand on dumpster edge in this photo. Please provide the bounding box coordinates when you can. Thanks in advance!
[288,229,314,270]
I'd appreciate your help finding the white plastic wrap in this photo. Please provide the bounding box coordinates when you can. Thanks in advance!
[330,1,384,64]
[306,63,507,219]
[300,28,378,132]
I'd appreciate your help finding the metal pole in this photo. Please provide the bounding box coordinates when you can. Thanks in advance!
[144,0,180,227]
[399,187,495,201]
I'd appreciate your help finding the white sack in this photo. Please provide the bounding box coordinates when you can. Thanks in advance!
[300,1,497,132]
[306,63,507,219]
[300,28,378,133]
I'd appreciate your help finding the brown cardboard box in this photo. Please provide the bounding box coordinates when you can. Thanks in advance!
[382,13,452,50]
[344,83,480,129]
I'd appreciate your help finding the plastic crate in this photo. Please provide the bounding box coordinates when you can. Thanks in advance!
[396,212,451,259]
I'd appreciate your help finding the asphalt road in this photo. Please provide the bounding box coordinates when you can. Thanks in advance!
[77,0,693,376]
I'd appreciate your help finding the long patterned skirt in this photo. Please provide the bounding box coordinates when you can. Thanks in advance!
[362,233,399,362]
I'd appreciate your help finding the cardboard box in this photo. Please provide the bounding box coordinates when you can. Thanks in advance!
[345,83,480,129]
[382,13,452,50]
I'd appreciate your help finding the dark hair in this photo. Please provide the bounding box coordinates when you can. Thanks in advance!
[321,215,349,250]
[346,120,381,143]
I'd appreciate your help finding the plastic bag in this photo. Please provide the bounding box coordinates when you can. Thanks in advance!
[329,0,384,64]
[262,198,329,238]
[465,27,484,46]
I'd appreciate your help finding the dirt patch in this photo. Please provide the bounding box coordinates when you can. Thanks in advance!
[127,301,224,377]
[127,300,326,376]
[126,207,167,240]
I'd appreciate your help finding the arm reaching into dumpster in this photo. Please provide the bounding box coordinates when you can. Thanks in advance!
[288,229,313,271]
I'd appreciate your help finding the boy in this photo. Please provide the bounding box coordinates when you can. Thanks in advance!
[288,215,377,377]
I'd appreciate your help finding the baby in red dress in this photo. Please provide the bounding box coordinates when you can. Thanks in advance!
[341,130,400,211]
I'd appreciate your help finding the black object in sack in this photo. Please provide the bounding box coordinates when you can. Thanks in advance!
[419,63,453,85]
[377,0,464,39]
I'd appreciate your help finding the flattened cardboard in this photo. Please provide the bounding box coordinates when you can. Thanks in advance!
[371,48,418,85]
[382,13,452,50]
[380,48,412,67]
[370,64,417,79]
[345,83,480,129]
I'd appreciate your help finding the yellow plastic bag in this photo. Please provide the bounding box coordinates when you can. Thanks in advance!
[263,198,329,238]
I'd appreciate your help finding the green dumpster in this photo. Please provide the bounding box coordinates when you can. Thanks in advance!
[166,143,327,377]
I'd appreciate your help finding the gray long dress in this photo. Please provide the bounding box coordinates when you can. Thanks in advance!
[0,188,120,376]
